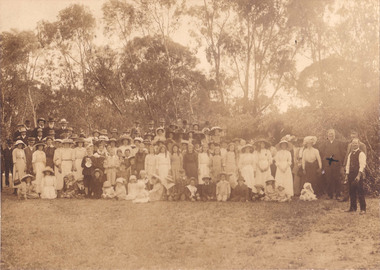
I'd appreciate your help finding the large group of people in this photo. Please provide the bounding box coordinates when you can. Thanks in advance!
[1,117,368,213]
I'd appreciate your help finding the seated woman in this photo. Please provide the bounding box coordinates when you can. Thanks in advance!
[18,174,39,199]
[149,175,164,202]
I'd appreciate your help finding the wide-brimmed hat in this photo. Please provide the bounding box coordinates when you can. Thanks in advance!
[181,140,189,145]
[265,178,276,184]
[303,136,317,146]
[119,134,132,142]
[36,128,43,133]
[62,138,73,144]
[134,137,143,143]
[14,140,26,147]
[34,142,46,148]
[108,138,117,143]
[143,139,151,145]
[156,127,165,133]
[116,177,125,184]
[42,166,55,174]
[20,127,27,133]
[202,128,210,134]
[21,174,35,182]
[254,138,271,147]
[202,176,211,180]
[75,138,85,145]
[241,144,253,151]
[276,139,291,150]
[54,139,63,143]
[37,117,46,123]
[92,129,100,135]
[98,135,109,142]
[59,118,68,124]
[100,129,108,135]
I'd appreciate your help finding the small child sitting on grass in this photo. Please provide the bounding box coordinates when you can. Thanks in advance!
[184,177,200,201]
[216,172,231,202]
[299,182,317,201]
[126,175,138,200]
[17,174,39,200]
[263,178,277,202]
[277,184,291,202]
[102,180,115,199]
[252,184,265,201]
[115,178,127,200]
[62,174,77,198]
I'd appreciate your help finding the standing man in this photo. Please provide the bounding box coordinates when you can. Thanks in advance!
[13,123,25,141]
[17,127,28,145]
[33,117,46,137]
[131,120,142,139]
[1,139,14,188]
[56,119,69,138]
[43,117,56,138]
[345,139,366,214]
[339,130,367,202]
[24,120,33,138]
[320,129,346,199]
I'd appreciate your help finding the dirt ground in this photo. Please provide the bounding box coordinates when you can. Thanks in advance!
[1,187,379,270]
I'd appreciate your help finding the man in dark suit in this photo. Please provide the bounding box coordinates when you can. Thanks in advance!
[16,127,28,145]
[24,137,35,175]
[35,128,44,143]
[24,120,33,138]
[199,176,216,201]
[1,139,14,188]
[32,117,46,137]
[320,129,346,199]
[13,123,25,141]
[43,117,56,138]
[56,118,69,138]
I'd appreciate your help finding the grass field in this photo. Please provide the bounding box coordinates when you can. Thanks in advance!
[1,187,380,270]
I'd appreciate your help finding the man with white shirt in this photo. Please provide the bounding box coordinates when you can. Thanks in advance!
[345,138,367,214]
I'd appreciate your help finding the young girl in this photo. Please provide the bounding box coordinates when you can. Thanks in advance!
[263,179,277,202]
[223,143,238,188]
[133,179,150,203]
[104,148,120,186]
[184,177,200,201]
[153,127,166,144]
[275,140,294,197]
[155,145,171,190]
[149,175,164,202]
[82,145,95,197]
[198,144,210,185]
[32,142,46,194]
[92,168,105,199]
[12,140,27,190]
[255,139,273,187]
[40,167,57,199]
[170,144,183,182]
[53,139,63,194]
[216,172,231,202]
[126,175,139,200]
[299,182,317,201]
[115,178,127,200]
[210,146,223,182]
[116,149,124,164]
[73,138,86,180]
[238,144,256,194]
[277,184,291,202]
[144,145,157,186]
[17,174,39,199]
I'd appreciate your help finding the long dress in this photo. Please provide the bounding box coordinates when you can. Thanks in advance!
[12,148,26,187]
[41,175,57,199]
[238,153,256,191]
[73,147,86,180]
[170,153,182,183]
[53,147,63,191]
[144,154,157,185]
[198,153,210,185]
[210,155,223,183]
[183,152,198,182]
[60,148,74,188]
[32,150,46,193]
[156,153,171,189]
[223,151,238,188]
[255,149,273,186]
[275,149,294,196]
[302,147,322,196]
[292,147,303,196]
[44,146,55,169]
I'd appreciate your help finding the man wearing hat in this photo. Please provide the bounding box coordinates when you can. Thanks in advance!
[43,117,56,138]
[24,137,36,175]
[13,123,25,141]
[110,128,118,139]
[24,120,33,138]
[15,126,28,145]
[199,176,216,201]
[32,117,46,137]
[158,118,166,129]
[1,139,14,188]
[147,120,156,136]
[35,128,44,143]
[131,120,142,139]
[56,119,69,138]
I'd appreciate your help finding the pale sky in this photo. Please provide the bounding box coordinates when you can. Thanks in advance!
[0,0,310,112]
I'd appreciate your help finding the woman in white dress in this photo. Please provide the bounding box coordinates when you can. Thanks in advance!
[198,144,210,185]
[59,139,75,196]
[144,145,157,186]
[53,139,63,193]
[32,142,46,194]
[155,145,171,189]
[223,143,238,188]
[40,167,57,199]
[275,140,294,197]
[12,140,27,188]
[73,138,86,180]
[238,144,256,192]
[254,139,273,186]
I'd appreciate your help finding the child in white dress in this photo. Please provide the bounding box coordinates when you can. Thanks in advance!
[41,167,57,199]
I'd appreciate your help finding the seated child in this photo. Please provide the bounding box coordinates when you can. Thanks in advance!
[277,184,291,202]
[92,168,105,199]
[41,167,57,200]
[126,175,138,200]
[263,179,278,202]
[299,182,317,201]
[138,170,150,189]
[62,174,78,198]
[115,178,127,200]
[167,171,187,201]
[231,177,249,202]
[184,177,200,201]
[133,180,150,204]
[252,184,265,201]
[76,177,86,198]
[199,176,216,201]
[18,174,39,200]
[116,163,129,185]
[216,172,231,202]
[102,180,115,199]
[149,175,165,202]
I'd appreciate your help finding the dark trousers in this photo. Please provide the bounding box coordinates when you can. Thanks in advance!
[348,174,366,211]
[4,164,13,186]
[324,164,341,198]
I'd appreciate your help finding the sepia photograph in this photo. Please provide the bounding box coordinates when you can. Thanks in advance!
[0,0,379,269]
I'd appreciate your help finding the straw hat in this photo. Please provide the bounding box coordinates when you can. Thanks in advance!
[34,142,46,148]
[241,144,253,151]
[42,167,55,175]
[276,139,291,150]
[116,178,125,184]
[254,138,271,147]
[14,140,26,147]
[303,136,317,146]
[134,137,143,143]
[21,174,35,182]
[156,127,165,133]
[62,138,73,144]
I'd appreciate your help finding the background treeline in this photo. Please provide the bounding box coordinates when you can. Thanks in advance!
[1,0,379,193]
